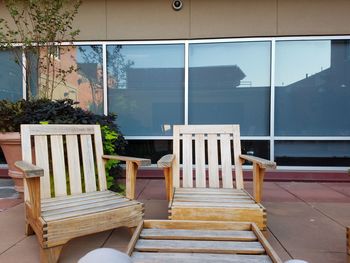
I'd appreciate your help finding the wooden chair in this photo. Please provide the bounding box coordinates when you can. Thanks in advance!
[158,125,276,230]
[15,124,150,263]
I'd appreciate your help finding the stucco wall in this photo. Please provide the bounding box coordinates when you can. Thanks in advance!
[1,0,350,40]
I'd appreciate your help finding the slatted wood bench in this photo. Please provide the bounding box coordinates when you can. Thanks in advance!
[127,220,282,263]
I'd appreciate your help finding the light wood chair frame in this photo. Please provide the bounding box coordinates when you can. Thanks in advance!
[15,124,150,263]
[158,125,276,229]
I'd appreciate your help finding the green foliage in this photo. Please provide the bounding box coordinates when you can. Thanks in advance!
[0,99,25,132]
[100,125,125,193]
[0,98,126,191]
[101,125,120,154]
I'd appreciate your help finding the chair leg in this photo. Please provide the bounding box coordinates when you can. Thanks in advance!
[40,245,64,263]
[25,222,34,236]
[347,226,350,255]
[163,167,173,201]
[128,226,137,235]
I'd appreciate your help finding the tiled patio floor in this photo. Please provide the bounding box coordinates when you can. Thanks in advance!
[0,178,350,263]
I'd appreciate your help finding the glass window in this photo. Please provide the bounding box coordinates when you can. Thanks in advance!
[0,50,22,164]
[30,45,104,114]
[275,141,350,166]
[107,45,185,136]
[0,50,23,101]
[125,140,172,164]
[275,40,350,136]
[241,140,270,160]
[188,42,271,136]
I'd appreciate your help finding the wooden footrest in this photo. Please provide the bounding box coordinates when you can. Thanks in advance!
[127,220,282,263]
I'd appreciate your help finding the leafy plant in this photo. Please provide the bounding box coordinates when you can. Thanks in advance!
[0,98,126,191]
[101,125,125,192]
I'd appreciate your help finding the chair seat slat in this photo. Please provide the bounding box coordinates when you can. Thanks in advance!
[42,194,123,211]
[41,190,113,204]
[42,198,140,221]
[42,196,132,217]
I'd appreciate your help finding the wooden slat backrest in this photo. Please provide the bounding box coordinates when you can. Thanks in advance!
[21,125,107,200]
[172,125,244,189]
[34,136,51,198]
[66,135,82,195]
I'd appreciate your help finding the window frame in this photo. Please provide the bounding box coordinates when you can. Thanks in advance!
[8,36,350,171]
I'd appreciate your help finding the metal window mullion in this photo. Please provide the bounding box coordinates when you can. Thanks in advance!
[22,49,27,100]
[275,166,349,171]
[241,136,270,140]
[125,136,271,140]
[274,136,350,141]
[184,41,189,125]
[125,136,173,140]
[102,43,108,116]
[270,39,276,161]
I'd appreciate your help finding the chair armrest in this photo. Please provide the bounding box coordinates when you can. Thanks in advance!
[240,154,276,169]
[240,155,276,203]
[102,155,151,166]
[157,154,175,201]
[157,154,175,168]
[102,155,151,200]
[15,161,44,178]
[15,161,42,218]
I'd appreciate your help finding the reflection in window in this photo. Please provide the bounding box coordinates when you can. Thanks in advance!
[241,140,270,160]
[125,140,173,164]
[30,45,104,114]
[0,50,23,101]
[188,42,271,136]
[275,40,350,136]
[107,45,185,136]
[275,141,350,166]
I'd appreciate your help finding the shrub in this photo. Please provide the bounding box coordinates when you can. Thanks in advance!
[0,98,126,191]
